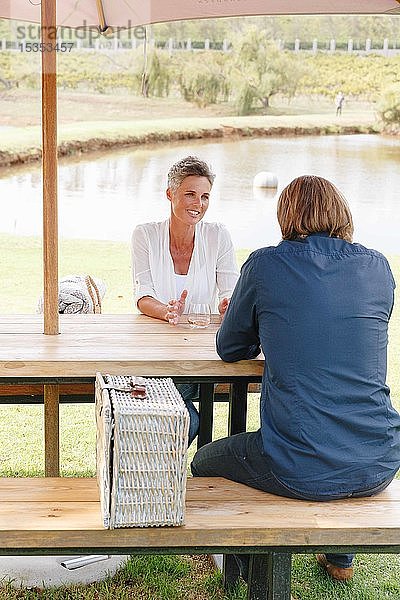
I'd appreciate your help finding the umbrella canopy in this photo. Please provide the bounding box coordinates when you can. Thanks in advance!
[4,0,400,31]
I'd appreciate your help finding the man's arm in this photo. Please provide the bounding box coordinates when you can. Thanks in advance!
[216,254,261,362]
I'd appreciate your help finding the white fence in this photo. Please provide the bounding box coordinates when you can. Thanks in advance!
[1,37,400,55]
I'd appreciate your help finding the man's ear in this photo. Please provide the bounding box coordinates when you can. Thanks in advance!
[166,188,172,201]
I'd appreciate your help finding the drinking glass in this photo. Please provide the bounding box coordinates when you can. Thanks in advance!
[187,303,211,328]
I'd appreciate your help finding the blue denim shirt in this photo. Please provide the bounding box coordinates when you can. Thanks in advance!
[217,233,400,496]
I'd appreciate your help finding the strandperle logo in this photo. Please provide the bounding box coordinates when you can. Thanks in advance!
[15,21,147,43]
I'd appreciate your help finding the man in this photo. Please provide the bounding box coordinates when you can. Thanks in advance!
[191,175,400,580]
[335,91,345,116]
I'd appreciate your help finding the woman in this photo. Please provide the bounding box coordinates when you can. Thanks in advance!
[192,175,400,580]
[131,156,239,444]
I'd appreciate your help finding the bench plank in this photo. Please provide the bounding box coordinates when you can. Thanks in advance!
[0,478,98,501]
[0,478,399,550]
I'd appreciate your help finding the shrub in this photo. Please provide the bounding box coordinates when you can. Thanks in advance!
[378,84,400,129]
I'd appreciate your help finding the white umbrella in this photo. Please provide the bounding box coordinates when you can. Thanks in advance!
[2,0,400,335]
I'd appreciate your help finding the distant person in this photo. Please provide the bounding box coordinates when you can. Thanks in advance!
[335,91,345,116]
[131,156,239,445]
[192,175,400,581]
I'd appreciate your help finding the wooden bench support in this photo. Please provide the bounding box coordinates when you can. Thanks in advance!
[223,552,292,600]
[224,379,250,588]
[248,553,292,600]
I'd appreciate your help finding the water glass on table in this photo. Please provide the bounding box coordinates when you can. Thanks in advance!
[187,303,211,328]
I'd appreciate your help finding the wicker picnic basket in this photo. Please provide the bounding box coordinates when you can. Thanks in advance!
[95,373,189,529]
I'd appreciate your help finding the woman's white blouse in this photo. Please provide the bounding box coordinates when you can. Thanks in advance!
[131,219,239,313]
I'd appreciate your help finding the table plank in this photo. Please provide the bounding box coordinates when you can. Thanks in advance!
[0,314,222,334]
[0,315,264,377]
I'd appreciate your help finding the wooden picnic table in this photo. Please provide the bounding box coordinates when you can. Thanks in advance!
[0,314,263,474]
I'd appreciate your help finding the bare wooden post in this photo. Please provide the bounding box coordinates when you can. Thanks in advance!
[44,384,60,476]
[383,38,389,56]
[41,0,59,336]
[312,38,318,54]
[41,0,60,475]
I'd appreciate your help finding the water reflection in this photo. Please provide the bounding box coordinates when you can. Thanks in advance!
[0,134,399,253]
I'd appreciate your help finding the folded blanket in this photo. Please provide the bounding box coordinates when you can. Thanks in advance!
[37,275,106,314]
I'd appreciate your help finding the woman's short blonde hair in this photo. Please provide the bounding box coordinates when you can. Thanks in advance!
[167,156,215,192]
[277,175,354,242]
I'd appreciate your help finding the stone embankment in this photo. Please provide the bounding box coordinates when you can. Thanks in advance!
[0,120,380,169]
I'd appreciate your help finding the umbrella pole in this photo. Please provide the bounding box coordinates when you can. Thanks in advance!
[41,0,59,336]
[42,0,60,476]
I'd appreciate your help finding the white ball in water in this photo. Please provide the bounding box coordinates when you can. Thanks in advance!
[253,171,278,188]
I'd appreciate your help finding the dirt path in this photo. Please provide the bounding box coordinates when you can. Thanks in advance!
[0,89,235,127]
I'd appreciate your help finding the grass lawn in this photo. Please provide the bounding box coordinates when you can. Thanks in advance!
[0,236,399,599]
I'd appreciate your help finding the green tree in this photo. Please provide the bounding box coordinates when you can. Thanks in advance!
[378,84,400,130]
[230,28,309,115]
[142,49,172,97]
[177,52,229,107]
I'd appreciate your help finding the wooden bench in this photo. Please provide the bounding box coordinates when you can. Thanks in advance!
[0,477,399,600]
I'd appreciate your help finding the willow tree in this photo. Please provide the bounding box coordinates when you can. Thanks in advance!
[231,27,309,115]
[141,49,172,98]
[177,52,229,108]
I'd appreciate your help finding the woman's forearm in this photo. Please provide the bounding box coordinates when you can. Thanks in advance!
[137,296,168,321]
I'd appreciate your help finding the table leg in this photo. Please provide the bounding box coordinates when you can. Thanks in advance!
[198,383,214,448]
[223,554,242,590]
[228,380,248,435]
[44,383,60,476]
[247,553,292,600]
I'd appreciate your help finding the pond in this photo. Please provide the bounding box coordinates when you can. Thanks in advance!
[1,134,400,253]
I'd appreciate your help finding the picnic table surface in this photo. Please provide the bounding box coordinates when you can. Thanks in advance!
[0,314,264,378]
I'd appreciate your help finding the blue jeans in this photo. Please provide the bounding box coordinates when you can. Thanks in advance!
[175,383,200,446]
[191,429,395,570]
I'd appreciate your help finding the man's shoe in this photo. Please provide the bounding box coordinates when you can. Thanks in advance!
[316,554,354,581]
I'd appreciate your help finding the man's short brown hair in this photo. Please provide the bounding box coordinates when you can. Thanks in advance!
[277,175,354,242]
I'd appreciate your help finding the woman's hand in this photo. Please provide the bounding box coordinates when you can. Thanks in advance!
[166,289,188,325]
[218,297,230,317]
